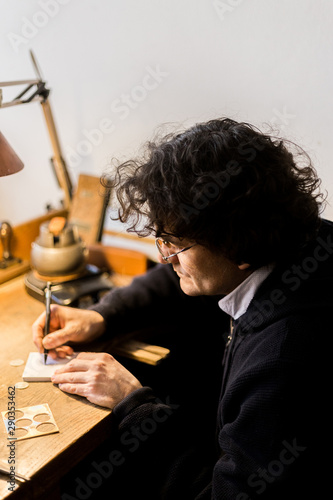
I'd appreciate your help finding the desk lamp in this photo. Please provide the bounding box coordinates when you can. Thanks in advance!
[0,52,111,300]
[0,50,72,210]
[0,132,24,268]
[0,50,72,274]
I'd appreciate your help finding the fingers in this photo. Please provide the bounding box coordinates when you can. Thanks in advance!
[51,352,142,409]
[47,346,74,360]
[32,312,46,353]
[32,310,74,358]
[52,358,90,377]
[51,353,110,380]
[52,366,89,384]
[76,352,113,361]
[57,383,89,399]
[32,305,65,352]
[51,355,105,404]
[42,328,72,350]
[33,306,106,358]
[44,314,81,350]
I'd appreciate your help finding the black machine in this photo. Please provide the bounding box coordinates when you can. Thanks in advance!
[25,264,112,308]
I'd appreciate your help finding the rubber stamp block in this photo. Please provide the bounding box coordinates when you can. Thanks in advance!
[22,352,78,382]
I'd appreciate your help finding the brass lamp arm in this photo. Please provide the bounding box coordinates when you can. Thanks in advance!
[0,79,50,106]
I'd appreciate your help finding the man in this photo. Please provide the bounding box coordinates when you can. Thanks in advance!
[33,118,331,499]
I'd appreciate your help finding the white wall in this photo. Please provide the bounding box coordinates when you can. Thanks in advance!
[1,0,333,242]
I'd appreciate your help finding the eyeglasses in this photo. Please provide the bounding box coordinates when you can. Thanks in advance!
[155,237,196,261]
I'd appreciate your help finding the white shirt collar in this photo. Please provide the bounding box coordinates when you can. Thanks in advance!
[218,264,275,320]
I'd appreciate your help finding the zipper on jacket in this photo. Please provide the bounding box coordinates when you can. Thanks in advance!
[222,317,235,367]
[225,317,234,347]
[221,317,236,398]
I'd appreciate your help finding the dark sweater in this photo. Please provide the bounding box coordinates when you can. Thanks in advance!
[90,219,332,499]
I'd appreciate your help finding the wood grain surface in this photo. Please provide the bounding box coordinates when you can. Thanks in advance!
[0,277,112,499]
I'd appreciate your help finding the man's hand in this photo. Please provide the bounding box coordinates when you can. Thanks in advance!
[51,352,142,408]
[32,305,106,359]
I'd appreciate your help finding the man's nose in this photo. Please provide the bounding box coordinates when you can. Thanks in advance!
[157,254,179,265]
[157,254,166,264]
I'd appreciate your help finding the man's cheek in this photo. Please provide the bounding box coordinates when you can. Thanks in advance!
[179,278,202,296]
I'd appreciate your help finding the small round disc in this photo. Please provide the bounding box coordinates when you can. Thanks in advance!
[10,359,24,367]
[15,381,29,389]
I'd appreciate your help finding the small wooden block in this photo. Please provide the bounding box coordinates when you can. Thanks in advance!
[112,340,170,366]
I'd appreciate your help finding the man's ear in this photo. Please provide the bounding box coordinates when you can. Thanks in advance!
[238,262,251,271]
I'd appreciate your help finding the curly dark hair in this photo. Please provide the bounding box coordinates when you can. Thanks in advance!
[109,118,325,267]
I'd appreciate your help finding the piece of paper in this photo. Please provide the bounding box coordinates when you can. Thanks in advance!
[22,352,78,382]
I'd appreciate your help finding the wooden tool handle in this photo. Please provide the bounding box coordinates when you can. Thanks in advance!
[0,221,13,260]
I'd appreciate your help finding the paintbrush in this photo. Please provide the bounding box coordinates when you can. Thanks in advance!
[43,281,51,364]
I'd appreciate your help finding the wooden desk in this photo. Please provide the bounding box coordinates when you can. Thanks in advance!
[0,277,113,499]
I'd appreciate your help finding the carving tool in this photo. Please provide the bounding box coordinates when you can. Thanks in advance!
[44,281,51,364]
